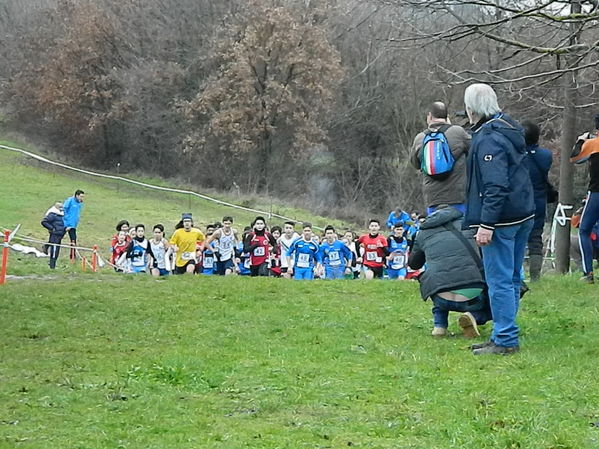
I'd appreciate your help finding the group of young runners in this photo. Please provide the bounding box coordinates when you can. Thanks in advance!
[109,212,422,280]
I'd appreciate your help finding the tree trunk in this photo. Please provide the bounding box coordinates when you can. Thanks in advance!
[555,0,581,274]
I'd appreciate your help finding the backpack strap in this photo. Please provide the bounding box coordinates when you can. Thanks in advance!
[424,123,452,136]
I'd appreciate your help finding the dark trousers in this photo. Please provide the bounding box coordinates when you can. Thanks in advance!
[48,234,63,269]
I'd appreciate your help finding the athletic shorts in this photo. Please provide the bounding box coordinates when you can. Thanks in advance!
[175,260,195,274]
[250,263,270,277]
[280,267,289,274]
[131,265,147,274]
[156,268,170,276]
[294,267,314,280]
[216,259,235,275]
[387,267,407,279]
[325,266,345,280]
[68,228,77,242]
[365,265,384,278]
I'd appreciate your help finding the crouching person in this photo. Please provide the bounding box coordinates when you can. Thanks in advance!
[408,206,492,338]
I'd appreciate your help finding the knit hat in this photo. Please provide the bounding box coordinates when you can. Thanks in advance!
[182,213,193,220]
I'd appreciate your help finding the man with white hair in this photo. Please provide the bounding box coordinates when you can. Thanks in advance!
[463,83,535,355]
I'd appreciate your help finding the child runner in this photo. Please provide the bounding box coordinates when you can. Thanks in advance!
[149,224,171,277]
[199,224,216,275]
[387,223,409,280]
[243,216,277,276]
[205,216,239,275]
[279,221,300,278]
[110,230,129,272]
[110,220,131,251]
[124,224,154,274]
[287,223,320,280]
[169,213,206,275]
[270,226,283,277]
[318,225,352,279]
[237,226,252,276]
[357,219,388,279]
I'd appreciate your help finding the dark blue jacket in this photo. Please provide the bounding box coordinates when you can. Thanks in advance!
[464,114,535,230]
[41,207,66,237]
[524,144,553,229]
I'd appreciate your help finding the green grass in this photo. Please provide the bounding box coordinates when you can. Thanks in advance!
[1,275,599,448]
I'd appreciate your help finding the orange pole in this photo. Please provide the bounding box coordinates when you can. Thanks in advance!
[91,245,98,272]
[82,255,87,272]
[0,230,9,285]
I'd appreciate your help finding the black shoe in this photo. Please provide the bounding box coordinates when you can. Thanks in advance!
[519,281,530,299]
[470,340,493,350]
[472,342,519,355]
[579,273,594,284]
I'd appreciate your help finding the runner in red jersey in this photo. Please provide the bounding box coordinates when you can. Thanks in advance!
[357,219,388,279]
[243,216,277,276]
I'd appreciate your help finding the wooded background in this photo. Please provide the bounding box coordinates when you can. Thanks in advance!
[1,0,598,228]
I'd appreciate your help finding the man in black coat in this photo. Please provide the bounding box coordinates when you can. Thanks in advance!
[408,206,492,338]
[41,202,66,269]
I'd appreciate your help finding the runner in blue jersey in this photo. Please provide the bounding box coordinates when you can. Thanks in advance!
[387,223,409,280]
[124,224,154,274]
[199,224,216,275]
[318,225,352,279]
[287,223,320,280]
[236,227,252,276]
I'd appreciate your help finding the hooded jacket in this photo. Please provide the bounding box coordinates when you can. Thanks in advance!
[41,206,66,237]
[464,113,535,230]
[408,207,484,300]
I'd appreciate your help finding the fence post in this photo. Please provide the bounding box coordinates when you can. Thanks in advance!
[91,245,98,272]
[0,230,9,285]
[81,255,87,272]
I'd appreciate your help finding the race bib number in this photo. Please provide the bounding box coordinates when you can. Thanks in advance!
[366,251,377,262]
[182,251,195,261]
[296,253,310,268]
[254,246,265,257]
[392,255,405,269]
[203,256,214,269]
[328,251,341,266]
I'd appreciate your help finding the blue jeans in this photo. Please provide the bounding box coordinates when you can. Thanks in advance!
[481,219,533,348]
[431,293,492,328]
[579,191,599,275]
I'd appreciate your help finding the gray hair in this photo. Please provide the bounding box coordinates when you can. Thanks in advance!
[464,83,501,118]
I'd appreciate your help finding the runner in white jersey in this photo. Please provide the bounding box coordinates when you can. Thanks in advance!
[205,216,239,275]
[279,221,300,278]
[149,224,172,277]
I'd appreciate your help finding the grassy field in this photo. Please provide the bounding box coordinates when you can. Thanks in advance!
[1,275,598,448]
[1,140,599,448]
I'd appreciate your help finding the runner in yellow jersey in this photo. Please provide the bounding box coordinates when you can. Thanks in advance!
[169,213,205,274]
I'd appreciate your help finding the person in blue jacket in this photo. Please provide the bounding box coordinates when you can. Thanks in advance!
[463,83,534,355]
[287,223,320,280]
[41,202,66,269]
[63,189,85,261]
[318,226,352,279]
[521,120,553,281]
[386,207,411,230]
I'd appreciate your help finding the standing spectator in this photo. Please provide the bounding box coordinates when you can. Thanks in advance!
[521,120,553,281]
[386,208,411,231]
[41,202,66,269]
[408,206,492,338]
[463,83,535,355]
[63,189,85,262]
[570,113,599,283]
[410,102,471,215]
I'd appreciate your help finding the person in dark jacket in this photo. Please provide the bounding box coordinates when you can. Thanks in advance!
[408,206,492,338]
[463,83,535,355]
[41,202,66,269]
[522,120,553,281]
